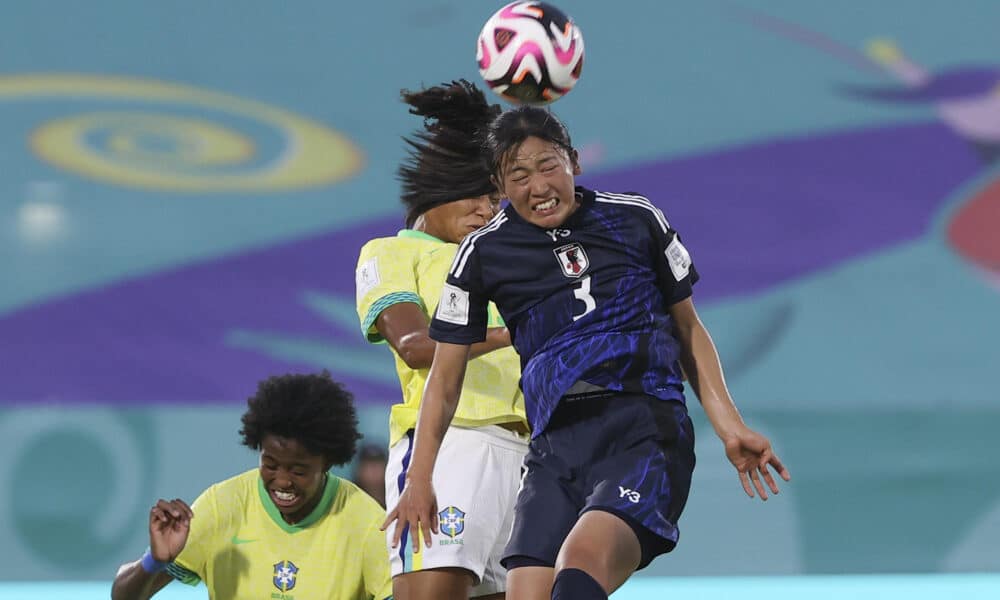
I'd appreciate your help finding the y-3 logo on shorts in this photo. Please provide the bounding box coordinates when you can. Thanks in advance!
[619,486,641,504]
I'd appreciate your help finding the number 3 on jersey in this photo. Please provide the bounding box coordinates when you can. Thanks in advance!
[573,275,596,321]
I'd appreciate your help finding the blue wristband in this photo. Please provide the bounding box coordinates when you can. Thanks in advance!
[140,549,168,574]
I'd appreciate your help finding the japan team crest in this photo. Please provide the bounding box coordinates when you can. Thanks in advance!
[553,243,590,278]
[438,506,466,538]
[273,560,299,592]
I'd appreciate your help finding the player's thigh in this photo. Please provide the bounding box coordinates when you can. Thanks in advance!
[501,436,581,569]
[392,567,474,600]
[555,510,641,595]
[469,426,529,597]
[584,399,696,567]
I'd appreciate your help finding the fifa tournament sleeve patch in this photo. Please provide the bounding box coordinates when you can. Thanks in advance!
[436,283,470,326]
[355,257,381,302]
[665,237,692,281]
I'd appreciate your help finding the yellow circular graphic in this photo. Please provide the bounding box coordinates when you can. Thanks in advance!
[101,114,256,166]
[0,74,363,192]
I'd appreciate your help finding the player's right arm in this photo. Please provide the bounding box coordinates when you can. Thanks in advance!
[356,238,509,368]
[110,498,193,600]
[376,302,510,369]
[382,341,471,551]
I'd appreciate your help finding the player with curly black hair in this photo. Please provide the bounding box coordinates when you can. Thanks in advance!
[239,372,362,469]
[111,372,391,600]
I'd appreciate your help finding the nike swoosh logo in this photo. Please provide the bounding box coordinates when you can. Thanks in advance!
[231,536,258,545]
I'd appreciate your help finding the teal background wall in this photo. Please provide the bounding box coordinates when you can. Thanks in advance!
[1,0,998,589]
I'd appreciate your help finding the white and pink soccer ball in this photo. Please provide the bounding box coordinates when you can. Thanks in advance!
[476,1,585,105]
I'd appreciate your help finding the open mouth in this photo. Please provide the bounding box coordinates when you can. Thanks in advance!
[270,489,301,508]
[533,197,559,214]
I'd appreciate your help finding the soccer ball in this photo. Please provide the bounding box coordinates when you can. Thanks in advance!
[476,1,585,105]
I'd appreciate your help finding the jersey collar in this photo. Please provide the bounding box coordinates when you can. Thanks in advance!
[504,186,595,228]
[397,229,445,243]
[569,186,596,224]
[257,472,340,533]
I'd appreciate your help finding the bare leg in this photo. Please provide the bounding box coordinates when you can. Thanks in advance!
[505,565,554,600]
[554,511,641,595]
[393,567,475,600]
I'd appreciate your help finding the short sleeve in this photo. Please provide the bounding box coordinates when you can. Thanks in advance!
[428,238,489,345]
[635,195,700,305]
[168,487,219,586]
[356,238,424,343]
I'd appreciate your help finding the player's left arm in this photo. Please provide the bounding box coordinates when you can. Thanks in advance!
[669,293,791,500]
[637,196,790,499]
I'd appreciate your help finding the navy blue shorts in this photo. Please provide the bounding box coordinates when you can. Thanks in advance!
[501,392,695,570]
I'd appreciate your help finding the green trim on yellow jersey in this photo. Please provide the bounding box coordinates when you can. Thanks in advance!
[397,228,443,243]
[359,230,438,342]
[356,232,527,445]
[362,291,424,342]
[166,561,200,586]
[257,473,340,533]
[168,470,393,599]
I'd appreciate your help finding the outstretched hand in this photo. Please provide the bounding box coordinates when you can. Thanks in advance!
[381,476,438,553]
[148,498,193,562]
[722,427,791,501]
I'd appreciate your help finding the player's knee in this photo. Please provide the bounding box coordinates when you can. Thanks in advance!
[554,538,613,585]
[551,568,608,600]
[555,514,642,592]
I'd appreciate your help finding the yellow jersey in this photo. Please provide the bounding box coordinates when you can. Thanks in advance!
[167,469,392,600]
[356,229,526,445]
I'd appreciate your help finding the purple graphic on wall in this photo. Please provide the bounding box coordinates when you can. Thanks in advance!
[4,10,1000,408]
[0,119,984,407]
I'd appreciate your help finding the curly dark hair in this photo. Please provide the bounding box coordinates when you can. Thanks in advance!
[398,79,501,227]
[239,371,361,467]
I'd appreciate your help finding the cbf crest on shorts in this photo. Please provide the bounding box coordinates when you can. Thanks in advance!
[438,506,466,538]
[553,243,589,278]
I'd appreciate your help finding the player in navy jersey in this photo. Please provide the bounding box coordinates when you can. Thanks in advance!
[383,106,791,600]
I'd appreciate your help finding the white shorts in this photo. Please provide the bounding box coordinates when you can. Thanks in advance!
[385,424,528,596]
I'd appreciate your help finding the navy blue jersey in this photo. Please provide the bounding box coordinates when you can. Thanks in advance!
[429,187,699,436]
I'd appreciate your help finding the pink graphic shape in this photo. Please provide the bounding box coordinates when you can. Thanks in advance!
[478,38,491,70]
[500,2,542,20]
[948,177,1000,272]
[553,39,577,65]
